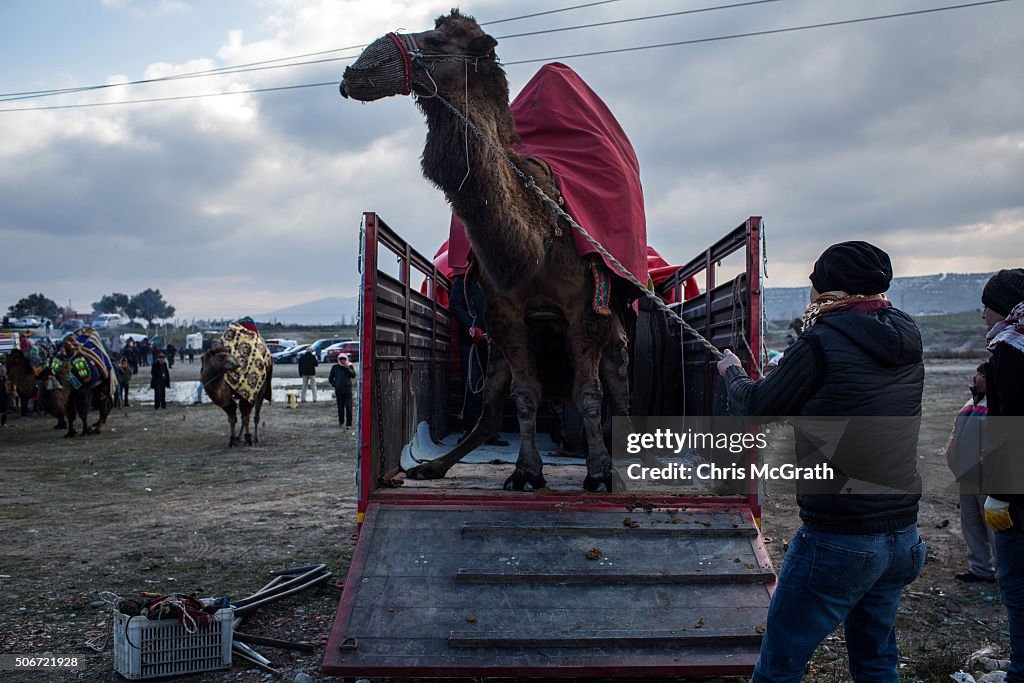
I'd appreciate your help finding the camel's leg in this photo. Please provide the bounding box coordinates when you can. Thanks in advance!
[571,317,615,493]
[252,388,265,444]
[63,397,77,438]
[226,402,239,447]
[406,356,511,480]
[90,388,112,434]
[241,401,253,446]
[496,322,546,492]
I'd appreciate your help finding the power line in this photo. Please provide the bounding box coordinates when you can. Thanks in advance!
[0,0,630,101]
[1,0,785,104]
[484,0,627,25]
[496,0,786,39]
[0,82,336,113]
[0,0,1013,114]
[503,0,1016,65]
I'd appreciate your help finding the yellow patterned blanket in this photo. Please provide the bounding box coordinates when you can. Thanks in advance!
[221,323,272,404]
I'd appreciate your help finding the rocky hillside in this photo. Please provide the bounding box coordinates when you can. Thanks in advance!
[766,272,993,321]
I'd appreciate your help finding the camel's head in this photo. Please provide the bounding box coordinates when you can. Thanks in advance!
[205,346,239,374]
[340,9,498,102]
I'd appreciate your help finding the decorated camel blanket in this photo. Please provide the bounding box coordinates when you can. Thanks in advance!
[447,62,648,288]
[58,328,115,394]
[221,322,272,404]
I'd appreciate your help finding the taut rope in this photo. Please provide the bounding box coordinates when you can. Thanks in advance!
[425,91,726,361]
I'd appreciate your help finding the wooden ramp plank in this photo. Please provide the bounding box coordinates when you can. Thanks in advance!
[448,627,763,648]
[455,568,775,585]
[460,521,758,537]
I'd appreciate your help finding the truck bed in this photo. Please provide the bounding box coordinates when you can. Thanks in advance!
[323,503,772,678]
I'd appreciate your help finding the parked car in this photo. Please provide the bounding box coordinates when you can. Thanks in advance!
[264,338,298,350]
[92,313,126,330]
[321,342,347,362]
[272,344,309,364]
[60,318,85,332]
[326,341,360,364]
[309,337,345,362]
[12,316,41,328]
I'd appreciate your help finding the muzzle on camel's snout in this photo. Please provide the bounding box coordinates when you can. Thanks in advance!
[339,33,416,101]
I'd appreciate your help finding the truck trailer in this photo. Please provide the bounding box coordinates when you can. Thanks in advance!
[324,212,774,679]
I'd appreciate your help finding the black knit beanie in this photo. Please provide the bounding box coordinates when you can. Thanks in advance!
[982,268,1024,317]
[809,241,893,295]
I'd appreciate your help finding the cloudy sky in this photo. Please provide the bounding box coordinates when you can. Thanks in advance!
[2,0,1022,320]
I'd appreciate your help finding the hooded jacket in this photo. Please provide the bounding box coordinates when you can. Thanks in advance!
[726,304,924,533]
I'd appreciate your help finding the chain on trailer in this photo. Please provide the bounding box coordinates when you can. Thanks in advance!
[425,90,734,363]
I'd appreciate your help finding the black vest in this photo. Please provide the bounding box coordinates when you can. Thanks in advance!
[795,307,924,533]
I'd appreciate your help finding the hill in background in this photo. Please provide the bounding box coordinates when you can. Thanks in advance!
[256,296,359,326]
[765,272,993,322]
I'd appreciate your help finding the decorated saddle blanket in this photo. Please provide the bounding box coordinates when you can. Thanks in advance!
[447,62,648,289]
[57,328,115,393]
[221,322,271,404]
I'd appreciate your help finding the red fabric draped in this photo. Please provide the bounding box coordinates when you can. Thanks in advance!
[447,63,647,286]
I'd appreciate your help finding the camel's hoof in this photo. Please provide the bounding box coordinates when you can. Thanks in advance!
[503,469,546,492]
[583,473,613,493]
[64,432,76,439]
[407,462,446,480]
[53,424,64,430]
[245,435,253,446]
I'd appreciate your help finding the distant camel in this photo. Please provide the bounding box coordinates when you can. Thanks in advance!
[4,349,67,429]
[201,343,272,447]
[50,355,112,438]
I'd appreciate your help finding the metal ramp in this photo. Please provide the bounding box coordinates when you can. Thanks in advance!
[324,503,774,678]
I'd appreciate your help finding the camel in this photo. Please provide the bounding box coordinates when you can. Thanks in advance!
[49,355,112,438]
[201,343,272,447]
[4,349,39,417]
[341,10,635,492]
[3,349,67,429]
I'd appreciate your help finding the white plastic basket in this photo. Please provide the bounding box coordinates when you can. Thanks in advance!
[113,607,233,680]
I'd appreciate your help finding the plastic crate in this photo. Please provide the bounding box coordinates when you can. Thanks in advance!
[113,607,233,680]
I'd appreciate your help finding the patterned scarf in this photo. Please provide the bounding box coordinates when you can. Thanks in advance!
[987,301,1024,353]
[802,291,889,332]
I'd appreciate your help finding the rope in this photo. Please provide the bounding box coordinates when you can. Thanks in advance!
[425,91,726,361]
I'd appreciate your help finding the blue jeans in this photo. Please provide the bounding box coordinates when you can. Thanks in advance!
[751,523,926,683]
[994,504,1024,683]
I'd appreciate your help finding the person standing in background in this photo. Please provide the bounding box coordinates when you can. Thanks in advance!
[116,357,132,408]
[329,354,357,429]
[150,353,170,409]
[165,340,176,369]
[298,347,318,403]
[945,363,994,583]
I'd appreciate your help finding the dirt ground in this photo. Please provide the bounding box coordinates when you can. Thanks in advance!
[0,357,1012,682]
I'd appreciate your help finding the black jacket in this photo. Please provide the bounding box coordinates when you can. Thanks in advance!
[329,363,357,394]
[726,304,924,533]
[985,342,1024,504]
[298,351,318,376]
[149,362,170,390]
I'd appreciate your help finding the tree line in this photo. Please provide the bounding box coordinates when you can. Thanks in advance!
[6,289,175,328]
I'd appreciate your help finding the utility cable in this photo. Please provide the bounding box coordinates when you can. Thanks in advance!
[504,0,1016,64]
[0,0,1013,114]
[0,0,783,103]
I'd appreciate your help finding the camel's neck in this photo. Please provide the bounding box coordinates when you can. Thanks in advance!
[418,85,547,292]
